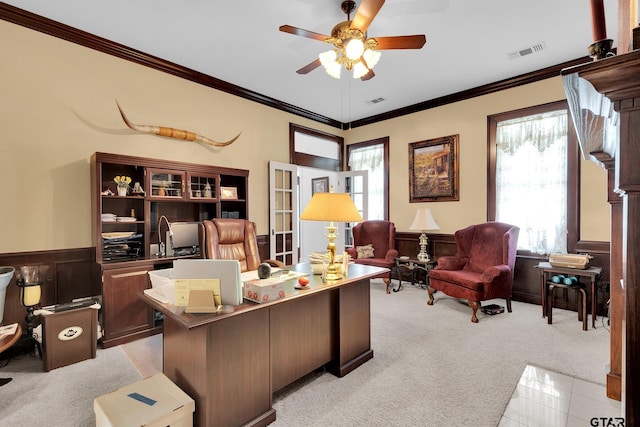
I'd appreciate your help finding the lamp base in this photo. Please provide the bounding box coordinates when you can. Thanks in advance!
[324,263,342,282]
[416,253,430,262]
[416,232,430,262]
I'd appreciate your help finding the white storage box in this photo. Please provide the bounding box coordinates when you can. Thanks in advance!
[94,373,194,427]
[148,268,176,305]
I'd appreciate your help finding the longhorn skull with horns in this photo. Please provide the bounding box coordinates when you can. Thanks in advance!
[116,100,241,147]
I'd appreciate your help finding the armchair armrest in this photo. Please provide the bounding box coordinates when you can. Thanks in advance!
[435,256,467,271]
[384,249,400,263]
[480,264,511,282]
[345,247,357,259]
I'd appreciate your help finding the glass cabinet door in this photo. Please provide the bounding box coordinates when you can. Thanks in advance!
[187,173,218,201]
[147,169,186,199]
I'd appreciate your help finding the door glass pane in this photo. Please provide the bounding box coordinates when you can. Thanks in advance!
[284,191,292,211]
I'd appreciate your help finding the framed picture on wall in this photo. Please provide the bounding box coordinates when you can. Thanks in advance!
[312,177,329,195]
[409,134,459,202]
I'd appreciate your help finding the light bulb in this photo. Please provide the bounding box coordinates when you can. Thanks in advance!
[363,49,381,69]
[345,38,365,60]
[352,62,369,79]
[319,50,341,79]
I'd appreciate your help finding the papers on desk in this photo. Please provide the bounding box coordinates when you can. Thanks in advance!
[174,278,220,307]
[173,259,243,306]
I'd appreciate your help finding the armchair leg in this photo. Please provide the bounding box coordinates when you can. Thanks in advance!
[383,278,391,294]
[506,298,512,313]
[469,301,480,323]
[427,287,435,305]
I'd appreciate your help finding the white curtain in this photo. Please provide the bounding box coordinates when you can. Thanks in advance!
[496,110,568,254]
[348,144,384,220]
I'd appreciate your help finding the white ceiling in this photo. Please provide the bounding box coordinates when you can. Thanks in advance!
[4,0,619,124]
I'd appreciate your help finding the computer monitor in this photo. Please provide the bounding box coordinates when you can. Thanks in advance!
[168,222,200,256]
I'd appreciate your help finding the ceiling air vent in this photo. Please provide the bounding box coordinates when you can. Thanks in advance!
[366,97,386,105]
[507,42,546,60]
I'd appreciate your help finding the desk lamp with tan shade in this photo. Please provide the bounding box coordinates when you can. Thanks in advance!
[300,189,363,282]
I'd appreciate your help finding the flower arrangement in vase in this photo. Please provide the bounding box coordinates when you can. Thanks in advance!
[114,175,132,196]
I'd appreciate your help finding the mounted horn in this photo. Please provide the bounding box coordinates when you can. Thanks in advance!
[116,100,241,147]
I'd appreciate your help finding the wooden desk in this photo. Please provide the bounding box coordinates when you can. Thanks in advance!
[141,263,386,427]
[535,262,602,329]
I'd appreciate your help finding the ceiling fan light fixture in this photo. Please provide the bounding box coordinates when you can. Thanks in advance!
[319,50,341,79]
[363,49,381,69]
[345,38,365,60]
[352,61,369,79]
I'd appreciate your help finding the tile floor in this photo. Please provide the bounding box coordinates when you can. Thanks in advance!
[499,365,622,427]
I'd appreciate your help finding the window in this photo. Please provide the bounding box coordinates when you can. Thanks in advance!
[347,137,389,220]
[289,123,343,171]
[488,101,579,254]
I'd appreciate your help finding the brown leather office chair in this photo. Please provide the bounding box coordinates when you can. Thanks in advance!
[427,221,519,323]
[345,220,399,294]
[199,219,283,272]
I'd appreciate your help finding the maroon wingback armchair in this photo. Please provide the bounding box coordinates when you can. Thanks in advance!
[427,222,519,323]
[345,220,399,294]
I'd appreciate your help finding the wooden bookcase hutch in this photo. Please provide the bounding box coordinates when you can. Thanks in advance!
[91,152,249,347]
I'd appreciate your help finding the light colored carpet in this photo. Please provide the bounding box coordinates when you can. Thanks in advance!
[0,345,141,426]
[269,280,609,426]
[0,279,609,426]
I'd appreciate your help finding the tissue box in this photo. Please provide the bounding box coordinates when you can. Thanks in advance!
[244,276,295,303]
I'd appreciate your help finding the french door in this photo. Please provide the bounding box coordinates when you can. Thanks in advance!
[268,161,298,266]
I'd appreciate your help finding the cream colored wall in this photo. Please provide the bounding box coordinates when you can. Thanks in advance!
[0,19,610,254]
[344,80,610,241]
[0,21,335,253]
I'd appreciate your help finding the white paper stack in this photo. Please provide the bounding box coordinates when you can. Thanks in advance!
[116,216,136,222]
[101,213,117,222]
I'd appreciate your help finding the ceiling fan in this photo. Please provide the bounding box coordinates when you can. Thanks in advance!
[279,0,426,81]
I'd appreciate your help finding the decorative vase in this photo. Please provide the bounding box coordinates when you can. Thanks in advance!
[117,187,127,197]
[204,183,212,198]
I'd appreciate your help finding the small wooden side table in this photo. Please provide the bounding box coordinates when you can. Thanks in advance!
[535,261,602,329]
[0,323,22,387]
[392,257,436,292]
[0,323,22,353]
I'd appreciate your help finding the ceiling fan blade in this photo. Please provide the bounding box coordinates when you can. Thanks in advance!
[350,0,385,33]
[374,35,427,50]
[360,69,375,81]
[296,58,322,74]
[279,25,329,42]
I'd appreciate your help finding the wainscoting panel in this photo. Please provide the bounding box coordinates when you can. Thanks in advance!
[0,248,98,328]
[0,238,609,333]
[393,232,610,316]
